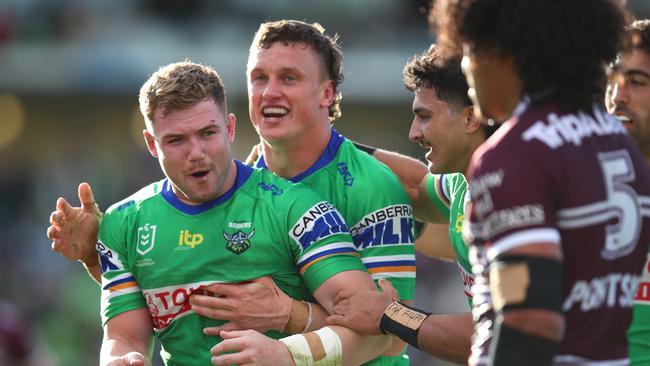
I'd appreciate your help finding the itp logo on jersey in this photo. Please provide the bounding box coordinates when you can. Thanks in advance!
[290,201,349,250]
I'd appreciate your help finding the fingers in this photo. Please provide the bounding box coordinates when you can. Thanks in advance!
[56,197,73,218]
[190,295,233,320]
[124,352,146,366]
[333,289,355,304]
[326,314,350,327]
[378,279,399,302]
[202,282,237,298]
[78,182,99,212]
[49,210,65,228]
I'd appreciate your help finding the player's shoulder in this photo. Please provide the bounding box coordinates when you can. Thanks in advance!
[338,139,405,192]
[104,179,165,216]
[243,163,327,206]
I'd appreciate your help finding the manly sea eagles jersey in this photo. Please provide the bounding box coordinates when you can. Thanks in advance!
[99,161,366,366]
[465,101,650,366]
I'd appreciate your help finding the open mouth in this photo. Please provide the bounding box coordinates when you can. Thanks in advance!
[189,170,209,178]
[614,114,632,125]
[262,107,289,119]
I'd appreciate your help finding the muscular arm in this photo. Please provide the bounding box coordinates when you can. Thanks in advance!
[415,223,455,261]
[100,308,153,366]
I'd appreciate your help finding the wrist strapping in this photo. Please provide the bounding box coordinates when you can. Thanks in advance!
[280,326,343,366]
[379,301,431,349]
[285,300,311,334]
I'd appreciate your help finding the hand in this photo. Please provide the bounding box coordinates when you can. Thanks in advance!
[190,276,292,334]
[104,351,147,366]
[327,278,399,335]
[210,330,295,366]
[244,143,261,166]
[47,182,102,265]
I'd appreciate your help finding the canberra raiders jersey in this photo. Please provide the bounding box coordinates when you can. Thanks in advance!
[425,173,473,306]
[256,128,416,301]
[465,101,650,366]
[98,161,366,366]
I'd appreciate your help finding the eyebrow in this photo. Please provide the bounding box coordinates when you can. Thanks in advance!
[623,69,650,79]
[160,121,220,140]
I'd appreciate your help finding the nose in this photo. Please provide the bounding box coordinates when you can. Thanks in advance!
[262,78,281,100]
[187,137,205,161]
[408,118,422,143]
[611,79,628,107]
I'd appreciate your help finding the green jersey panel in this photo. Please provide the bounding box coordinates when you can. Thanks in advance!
[256,129,416,301]
[629,252,650,365]
[425,173,473,306]
[256,129,415,366]
[98,161,365,366]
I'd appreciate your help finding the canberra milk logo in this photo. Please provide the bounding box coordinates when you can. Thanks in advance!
[290,201,349,249]
[137,223,157,255]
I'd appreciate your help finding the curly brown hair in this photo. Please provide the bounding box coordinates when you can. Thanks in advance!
[251,20,344,121]
[432,0,629,112]
[139,61,227,129]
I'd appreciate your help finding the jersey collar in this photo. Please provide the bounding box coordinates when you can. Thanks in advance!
[161,160,253,215]
[255,127,345,183]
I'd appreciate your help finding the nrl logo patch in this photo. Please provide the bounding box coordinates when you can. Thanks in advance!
[137,223,157,255]
[223,229,255,255]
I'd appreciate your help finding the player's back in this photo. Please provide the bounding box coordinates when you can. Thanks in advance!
[467,101,650,364]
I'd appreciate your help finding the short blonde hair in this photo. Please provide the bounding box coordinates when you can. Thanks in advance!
[139,61,227,128]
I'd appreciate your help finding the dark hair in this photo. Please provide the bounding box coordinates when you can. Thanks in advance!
[403,45,472,109]
[252,20,344,120]
[404,45,499,138]
[432,0,628,112]
[625,19,650,54]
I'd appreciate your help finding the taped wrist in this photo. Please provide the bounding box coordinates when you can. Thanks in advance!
[352,141,378,155]
[280,326,342,366]
[379,301,430,348]
[489,255,562,313]
[284,300,312,334]
[491,323,560,366]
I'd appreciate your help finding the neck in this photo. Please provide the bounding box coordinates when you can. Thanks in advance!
[262,124,331,179]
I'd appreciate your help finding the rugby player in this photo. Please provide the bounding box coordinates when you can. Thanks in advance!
[432,0,650,365]
[607,19,650,366]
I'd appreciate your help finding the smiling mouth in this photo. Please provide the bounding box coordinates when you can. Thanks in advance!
[614,114,632,125]
[262,107,289,119]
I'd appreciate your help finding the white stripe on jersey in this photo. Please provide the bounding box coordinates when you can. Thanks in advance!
[369,272,416,279]
[487,228,561,261]
[361,254,415,264]
[297,241,356,263]
[553,355,629,366]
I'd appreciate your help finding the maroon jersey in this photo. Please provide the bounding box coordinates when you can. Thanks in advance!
[465,100,650,365]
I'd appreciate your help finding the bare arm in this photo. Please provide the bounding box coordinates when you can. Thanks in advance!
[327,278,472,364]
[415,223,455,261]
[370,148,428,205]
[210,271,396,366]
[100,308,153,366]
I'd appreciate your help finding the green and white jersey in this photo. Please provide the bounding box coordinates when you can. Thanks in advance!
[257,129,415,366]
[256,128,416,301]
[98,161,366,366]
[629,252,650,365]
[425,172,473,307]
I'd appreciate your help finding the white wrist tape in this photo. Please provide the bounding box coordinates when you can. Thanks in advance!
[280,326,343,366]
[303,302,313,332]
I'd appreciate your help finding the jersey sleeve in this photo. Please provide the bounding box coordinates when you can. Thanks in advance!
[285,189,367,295]
[464,146,561,260]
[425,173,465,223]
[346,158,417,301]
[98,206,147,325]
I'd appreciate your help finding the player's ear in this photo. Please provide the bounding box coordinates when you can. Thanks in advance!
[143,129,158,158]
[226,113,236,143]
[464,106,482,134]
[319,79,335,109]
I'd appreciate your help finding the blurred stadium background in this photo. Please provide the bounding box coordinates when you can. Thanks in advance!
[1,1,648,365]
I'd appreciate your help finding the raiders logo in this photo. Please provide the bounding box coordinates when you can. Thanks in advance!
[223,229,256,255]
